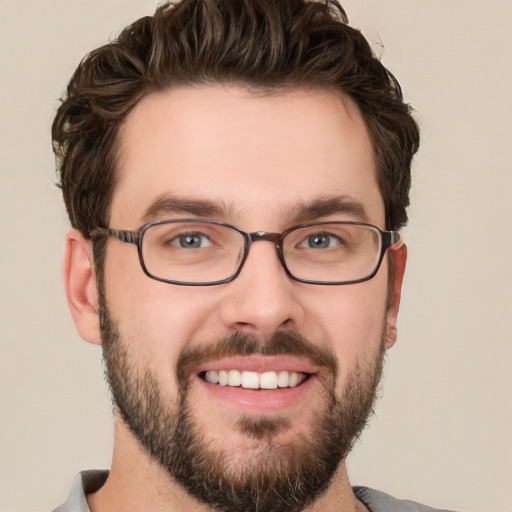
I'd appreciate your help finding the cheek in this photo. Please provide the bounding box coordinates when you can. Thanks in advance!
[102,246,223,363]
[304,276,388,372]
[101,246,179,368]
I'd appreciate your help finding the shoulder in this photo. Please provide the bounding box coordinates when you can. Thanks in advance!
[353,486,459,512]
[51,470,109,512]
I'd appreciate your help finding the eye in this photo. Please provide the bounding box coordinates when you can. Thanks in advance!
[301,232,342,249]
[171,232,212,249]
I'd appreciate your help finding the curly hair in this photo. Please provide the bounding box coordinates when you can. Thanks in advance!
[52,0,419,244]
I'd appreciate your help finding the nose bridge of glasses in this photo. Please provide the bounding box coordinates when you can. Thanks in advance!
[248,231,281,244]
[243,231,286,270]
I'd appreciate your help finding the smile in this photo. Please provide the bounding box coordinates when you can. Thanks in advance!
[201,369,308,389]
[194,355,319,412]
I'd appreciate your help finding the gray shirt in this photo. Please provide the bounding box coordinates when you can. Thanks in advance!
[52,470,457,512]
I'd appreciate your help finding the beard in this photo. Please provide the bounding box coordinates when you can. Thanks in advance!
[99,300,386,512]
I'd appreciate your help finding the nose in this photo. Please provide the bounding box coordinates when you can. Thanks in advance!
[219,240,305,338]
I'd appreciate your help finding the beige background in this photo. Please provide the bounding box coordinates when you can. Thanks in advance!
[1,1,511,511]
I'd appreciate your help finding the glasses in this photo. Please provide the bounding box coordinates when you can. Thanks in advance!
[90,219,402,286]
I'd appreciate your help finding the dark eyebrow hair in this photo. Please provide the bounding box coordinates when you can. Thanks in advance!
[287,196,370,223]
[142,194,229,222]
[142,193,369,226]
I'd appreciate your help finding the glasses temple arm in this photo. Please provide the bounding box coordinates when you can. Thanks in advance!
[383,230,403,250]
[89,227,139,245]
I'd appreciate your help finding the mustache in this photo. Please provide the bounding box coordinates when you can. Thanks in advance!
[176,331,338,391]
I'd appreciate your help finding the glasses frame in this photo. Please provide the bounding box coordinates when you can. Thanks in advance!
[90,219,402,286]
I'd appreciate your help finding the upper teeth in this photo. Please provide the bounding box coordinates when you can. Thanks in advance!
[204,370,306,389]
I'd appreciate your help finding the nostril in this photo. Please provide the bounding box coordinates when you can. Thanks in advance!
[279,318,293,329]
[231,321,258,335]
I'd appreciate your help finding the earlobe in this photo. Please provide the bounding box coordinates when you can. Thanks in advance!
[385,242,407,349]
[63,229,102,345]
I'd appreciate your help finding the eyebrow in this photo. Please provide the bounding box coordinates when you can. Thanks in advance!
[286,196,370,224]
[141,193,369,225]
[142,194,230,223]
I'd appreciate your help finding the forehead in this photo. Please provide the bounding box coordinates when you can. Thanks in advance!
[111,85,384,228]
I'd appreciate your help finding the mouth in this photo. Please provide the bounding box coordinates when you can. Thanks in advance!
[193,356,319,413]
[199,369,309,390]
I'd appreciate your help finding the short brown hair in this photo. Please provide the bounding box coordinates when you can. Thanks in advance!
[52,0,419,241]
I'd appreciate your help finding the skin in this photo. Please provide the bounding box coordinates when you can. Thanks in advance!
[63,85,407,512]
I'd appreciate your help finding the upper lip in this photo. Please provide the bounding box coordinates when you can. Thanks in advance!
[194,355,319,375]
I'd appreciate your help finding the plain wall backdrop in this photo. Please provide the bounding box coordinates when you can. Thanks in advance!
[1,1,511,511]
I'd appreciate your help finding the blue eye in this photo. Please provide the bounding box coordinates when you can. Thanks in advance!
[172,232,212,248]
[303,233,341,249]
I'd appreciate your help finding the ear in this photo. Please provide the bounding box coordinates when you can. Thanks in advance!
[385,242,407,349]
[62,229,102,345]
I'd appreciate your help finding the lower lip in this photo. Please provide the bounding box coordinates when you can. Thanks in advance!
[194,374,318,414]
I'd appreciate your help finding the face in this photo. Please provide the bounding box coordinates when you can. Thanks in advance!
[96,85,402,511]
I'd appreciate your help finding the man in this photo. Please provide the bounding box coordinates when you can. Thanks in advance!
[50,1,452,511]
